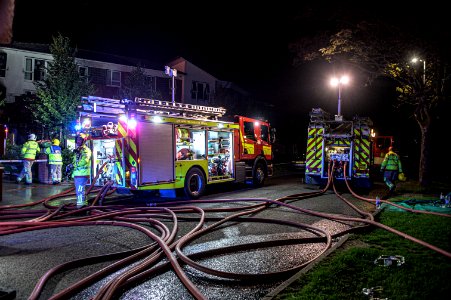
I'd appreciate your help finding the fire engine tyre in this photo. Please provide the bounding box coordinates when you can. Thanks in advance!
[252,162,266,187]
[184,167,206,199]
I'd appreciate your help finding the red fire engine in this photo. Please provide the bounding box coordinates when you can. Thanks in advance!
[372,135,394,166]
[76,96,274,198]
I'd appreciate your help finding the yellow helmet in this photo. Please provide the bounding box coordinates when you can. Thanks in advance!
[52,138,60,146]
[76,133,89,145]
[398,173,406,182]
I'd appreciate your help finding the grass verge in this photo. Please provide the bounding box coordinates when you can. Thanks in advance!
[275,210,451,300]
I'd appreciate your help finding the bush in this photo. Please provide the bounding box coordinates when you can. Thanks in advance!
[62,148,74,180]
[3,139,21,160]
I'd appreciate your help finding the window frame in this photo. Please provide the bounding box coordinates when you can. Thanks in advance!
[106,70,121,87]
[243,121,256,141]
[24,57,50,81]
[191,81,211,101]
[79,66,89,81]
[0,52,6,77]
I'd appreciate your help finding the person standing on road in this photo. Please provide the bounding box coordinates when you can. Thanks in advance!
[380,146,403,195]
[16,133,41,185]
[44,138,63,185]
[71,133,91,208]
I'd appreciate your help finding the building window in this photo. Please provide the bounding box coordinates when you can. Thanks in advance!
[24,58,33,80]
[24,57,49,81]
[145,75,156,91]
[191,81,210,101]
[79,66,89,81]
[106,70,121,87]
[0,52,6,77]
[88,67,107,85]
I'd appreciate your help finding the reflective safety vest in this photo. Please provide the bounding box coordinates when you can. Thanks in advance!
[45,145,63,165]
[72,145,92,177]
[381,151,402,172]
[21,140,40,160]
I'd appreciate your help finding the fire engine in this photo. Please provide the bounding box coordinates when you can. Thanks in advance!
[304,108,373,188]
[372,135,394,166]
[76,96,274,199]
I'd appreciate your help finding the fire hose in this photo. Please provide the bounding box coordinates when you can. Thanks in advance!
[0,161,450,300]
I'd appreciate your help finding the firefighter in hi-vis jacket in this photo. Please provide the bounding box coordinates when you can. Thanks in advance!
[380,146,403,195]
[71,133,92,208]
[45,138,63,185]
[16,133,41,185]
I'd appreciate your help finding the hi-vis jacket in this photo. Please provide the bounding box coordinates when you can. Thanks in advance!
[381,151,402,172]
[45,145,63,165]
[72,145,92,177]
[21,140,40,160]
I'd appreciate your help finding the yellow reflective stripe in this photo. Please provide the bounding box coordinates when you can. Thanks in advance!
[244,143,254,154]
[118,121,127,137]
[129,137,137,155]
[263,145,271,155]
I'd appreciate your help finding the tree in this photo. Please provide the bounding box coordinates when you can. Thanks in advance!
[291,21,450,186]
[30,33,93,140]
[0,0,15,44]
[119,65,161,100]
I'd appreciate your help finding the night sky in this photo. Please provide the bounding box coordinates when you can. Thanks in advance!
[10,1,450,168]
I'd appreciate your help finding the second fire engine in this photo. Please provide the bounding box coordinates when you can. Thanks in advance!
[304,108,373,188]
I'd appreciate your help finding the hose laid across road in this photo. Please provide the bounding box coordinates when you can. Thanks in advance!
[0,161,449,300]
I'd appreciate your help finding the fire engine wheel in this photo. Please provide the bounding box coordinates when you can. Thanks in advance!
[252,162,266,187]
[184,167,206,199]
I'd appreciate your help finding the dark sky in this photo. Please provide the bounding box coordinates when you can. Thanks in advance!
[12,1,447,94]
[10,1,449,147]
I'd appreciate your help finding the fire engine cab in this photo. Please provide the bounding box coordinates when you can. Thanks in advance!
[304,108,373,188]
[76,96,274,198]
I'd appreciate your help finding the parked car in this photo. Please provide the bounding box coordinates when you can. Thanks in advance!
[291,154,306,170]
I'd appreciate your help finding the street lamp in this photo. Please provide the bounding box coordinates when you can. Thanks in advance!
[330,75,350,118]
[165,66,177,102]
[411,57,426,84]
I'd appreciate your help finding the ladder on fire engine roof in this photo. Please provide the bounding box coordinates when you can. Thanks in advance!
[82,96,227,119]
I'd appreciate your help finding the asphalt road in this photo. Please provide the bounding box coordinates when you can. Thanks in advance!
[0,168,373,300]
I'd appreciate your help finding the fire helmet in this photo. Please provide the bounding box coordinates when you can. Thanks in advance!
[28,133,36,141]
[52,138,60,146]
[398,173,406,182]
[75,133,88,146]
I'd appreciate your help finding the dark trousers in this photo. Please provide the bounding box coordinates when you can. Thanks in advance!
[383,170,398,191]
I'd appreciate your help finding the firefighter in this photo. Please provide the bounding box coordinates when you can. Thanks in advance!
[45,138,63,184]
[71,133,92,208]
[16,133,41,185]
[380,146,403,195]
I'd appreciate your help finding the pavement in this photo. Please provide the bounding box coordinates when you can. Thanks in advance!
[1,178,74,207]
